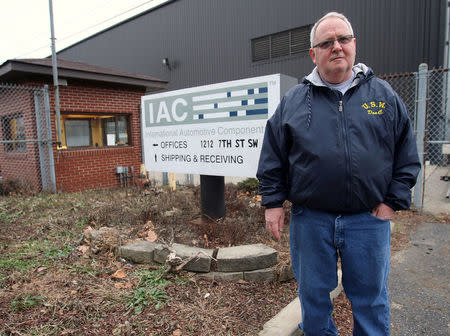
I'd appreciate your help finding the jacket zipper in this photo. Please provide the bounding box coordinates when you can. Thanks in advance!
[339,99,352,209]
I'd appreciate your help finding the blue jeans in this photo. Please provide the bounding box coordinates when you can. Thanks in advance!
[290,205,391,336]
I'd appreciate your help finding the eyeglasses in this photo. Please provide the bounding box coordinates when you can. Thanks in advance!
[312,35,354,49]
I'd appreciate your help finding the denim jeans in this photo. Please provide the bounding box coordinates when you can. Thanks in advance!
[290,205,391,336]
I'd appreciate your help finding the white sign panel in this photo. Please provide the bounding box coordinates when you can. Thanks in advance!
[141,74,297,177]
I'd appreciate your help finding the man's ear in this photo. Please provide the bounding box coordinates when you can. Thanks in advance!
[309,48,316,64]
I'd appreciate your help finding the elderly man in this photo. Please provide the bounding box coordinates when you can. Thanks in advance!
[257,12,420,336]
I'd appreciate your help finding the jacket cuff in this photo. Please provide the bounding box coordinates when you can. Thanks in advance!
[264,203,284,209]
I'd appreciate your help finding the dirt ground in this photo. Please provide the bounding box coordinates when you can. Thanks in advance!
[0,184,448,335]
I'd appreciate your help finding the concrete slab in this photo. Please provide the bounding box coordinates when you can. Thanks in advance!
[216,243,278,272]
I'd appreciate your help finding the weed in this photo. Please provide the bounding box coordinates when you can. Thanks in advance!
[0,240,72,277]
[0,211,11,223]
[124,267,171,314]
[10,293,46,311]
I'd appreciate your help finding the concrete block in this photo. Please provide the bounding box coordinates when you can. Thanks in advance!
[117,240,161,264]
[196,271,244,281]
[216,243,278,272]
[154,243,214,272]
[244,268,276,283]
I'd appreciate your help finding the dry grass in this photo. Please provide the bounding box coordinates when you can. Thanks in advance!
[0,185,446,335]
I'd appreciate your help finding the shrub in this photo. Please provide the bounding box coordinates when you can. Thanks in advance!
[237,178,259,195]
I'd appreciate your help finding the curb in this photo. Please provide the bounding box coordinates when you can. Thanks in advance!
[258,270,343,336]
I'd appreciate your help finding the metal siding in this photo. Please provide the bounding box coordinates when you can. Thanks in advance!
[58,0,445,90]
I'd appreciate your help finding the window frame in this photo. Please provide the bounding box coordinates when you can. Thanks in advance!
[60,112,132,149]
[101,115,130,147]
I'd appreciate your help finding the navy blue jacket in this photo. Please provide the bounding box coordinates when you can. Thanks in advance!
[257,64,421,213]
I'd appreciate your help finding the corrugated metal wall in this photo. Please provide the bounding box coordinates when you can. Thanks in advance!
[58,0,446,90]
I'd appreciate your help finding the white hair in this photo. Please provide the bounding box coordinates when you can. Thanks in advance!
[310,12,354,48]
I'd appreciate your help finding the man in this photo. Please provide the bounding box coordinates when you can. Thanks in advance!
[257,12,420,336]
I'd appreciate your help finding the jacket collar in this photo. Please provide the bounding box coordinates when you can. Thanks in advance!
[303,63,373,88]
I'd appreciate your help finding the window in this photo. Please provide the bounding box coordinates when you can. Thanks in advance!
[102,116,128,146]
[61,113,130,148]
[65,119,91,147]
[251,24,312,62]
[2,114,26,152]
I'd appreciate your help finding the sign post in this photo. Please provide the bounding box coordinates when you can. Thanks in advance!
[141,74,297,218]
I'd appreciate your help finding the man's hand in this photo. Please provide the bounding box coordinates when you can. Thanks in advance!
[265,207,285,240]
[371,203,394,220]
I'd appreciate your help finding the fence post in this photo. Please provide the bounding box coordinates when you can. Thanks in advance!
[414,63,428,209]
[43,85,57,193]
[34,92,48,191]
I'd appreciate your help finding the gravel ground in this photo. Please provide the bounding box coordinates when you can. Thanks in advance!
[389,222,450,336]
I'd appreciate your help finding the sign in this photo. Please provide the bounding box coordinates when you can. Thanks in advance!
[141,74,297,177]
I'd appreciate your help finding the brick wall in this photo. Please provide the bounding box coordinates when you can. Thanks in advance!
[50,81,145,192]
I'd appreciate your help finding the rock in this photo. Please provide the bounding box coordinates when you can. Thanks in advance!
[87,227,122,252]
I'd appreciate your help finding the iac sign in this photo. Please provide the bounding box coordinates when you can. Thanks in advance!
[147,98,188,124]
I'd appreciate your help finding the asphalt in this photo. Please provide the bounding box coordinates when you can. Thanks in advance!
[389,222,449,336]
[259,222,450,336]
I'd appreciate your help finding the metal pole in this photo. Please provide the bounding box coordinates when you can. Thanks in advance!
[445,1,450,69]
[48,0,62,147]
[200,175,225,219]
[414,63,428,209]
[443,1,450,143]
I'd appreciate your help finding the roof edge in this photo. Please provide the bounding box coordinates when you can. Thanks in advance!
[0,59,167,90]
[56,0,177,56]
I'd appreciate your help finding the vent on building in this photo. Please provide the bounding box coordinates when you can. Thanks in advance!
[251,25,311,62]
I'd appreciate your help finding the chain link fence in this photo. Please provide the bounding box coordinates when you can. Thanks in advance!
[0,83,55,194]
[381,66,449,214]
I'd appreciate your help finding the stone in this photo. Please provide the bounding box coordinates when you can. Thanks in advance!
[88,227,120,242]
[154,243,214,272]
[244,268,276,283]
[87,227,122,252]
[117,240,161,264]
[278,264,295,282]
[216,243,278,272]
